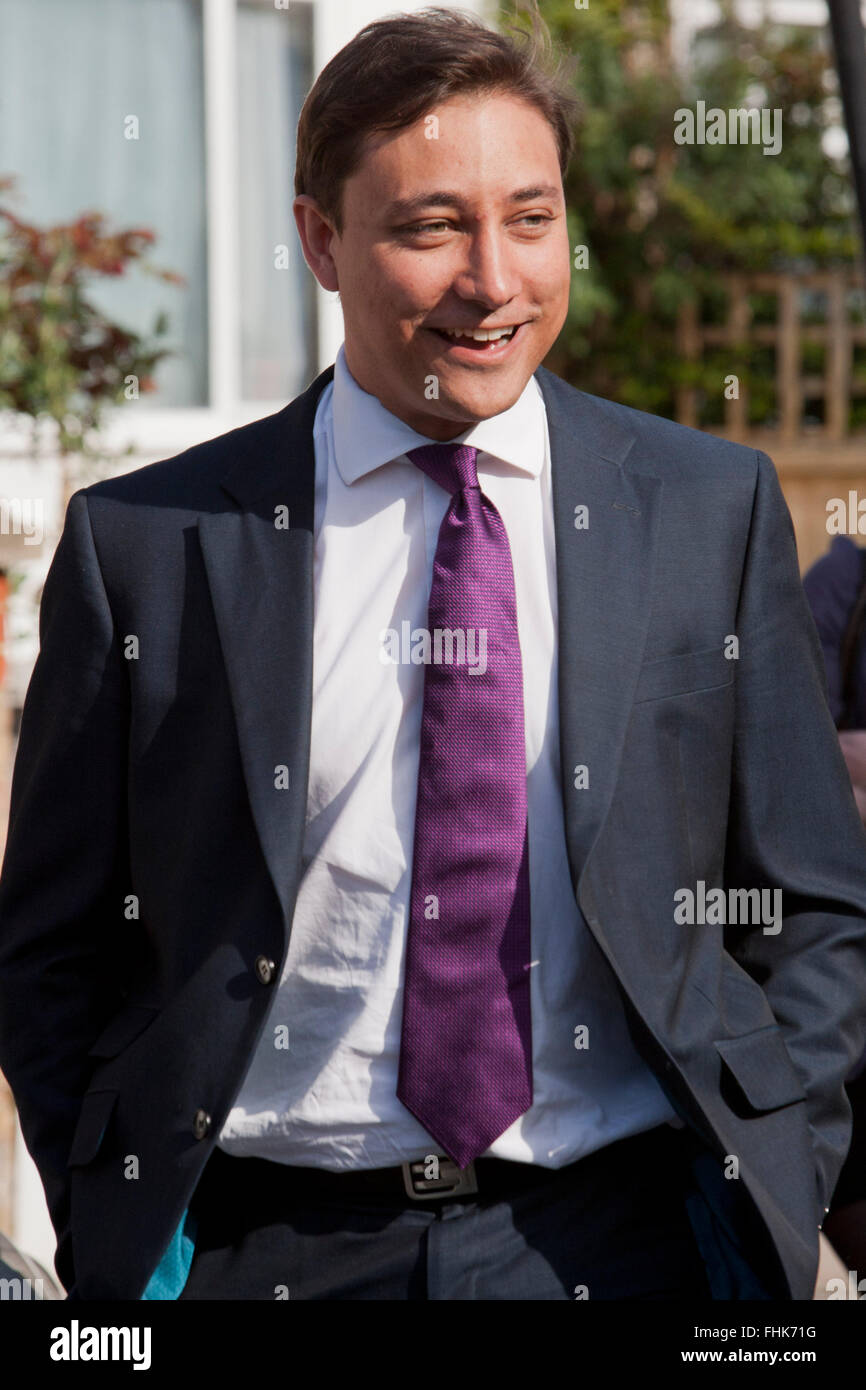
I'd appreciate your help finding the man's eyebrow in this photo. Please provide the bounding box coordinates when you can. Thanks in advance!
[385,185,562,217]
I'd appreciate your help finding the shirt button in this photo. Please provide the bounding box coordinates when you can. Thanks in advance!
[193,1109,211,1140]
[255,955,276,985]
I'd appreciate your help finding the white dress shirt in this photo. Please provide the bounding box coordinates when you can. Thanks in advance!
[217,344,679,1169]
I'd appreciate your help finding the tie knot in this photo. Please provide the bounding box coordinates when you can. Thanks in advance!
[406,442,479,495]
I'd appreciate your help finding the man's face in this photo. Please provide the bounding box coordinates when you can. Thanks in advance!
[295,91,571,439]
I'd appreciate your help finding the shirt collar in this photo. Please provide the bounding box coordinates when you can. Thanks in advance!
[331,342,545,486]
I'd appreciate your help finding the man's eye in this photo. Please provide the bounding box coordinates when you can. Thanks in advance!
[398,213,553,237]
[401,221,452,235]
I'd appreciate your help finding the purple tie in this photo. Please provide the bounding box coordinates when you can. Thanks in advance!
[396,441,533,1170]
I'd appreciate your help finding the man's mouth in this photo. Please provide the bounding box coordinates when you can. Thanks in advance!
[426,322,526,354]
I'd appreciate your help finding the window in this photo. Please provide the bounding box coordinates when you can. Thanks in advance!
[0,0,209,408]
[0,0,316,416]
[238,0,316,401]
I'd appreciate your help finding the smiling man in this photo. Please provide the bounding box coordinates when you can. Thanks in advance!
[2,4,866,1305]
[298,88,570,437]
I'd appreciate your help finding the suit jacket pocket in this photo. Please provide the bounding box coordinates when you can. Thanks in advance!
[634,646,734,704]
[715,1026,808,1114]
[68,1088,119,1167]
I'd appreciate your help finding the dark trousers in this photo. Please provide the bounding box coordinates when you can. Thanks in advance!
[178,1122,716,1300]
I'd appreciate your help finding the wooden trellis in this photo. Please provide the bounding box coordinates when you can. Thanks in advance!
[674,270,866,571]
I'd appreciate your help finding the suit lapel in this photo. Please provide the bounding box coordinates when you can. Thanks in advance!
[535,367,663,919]
[197,365,334,922]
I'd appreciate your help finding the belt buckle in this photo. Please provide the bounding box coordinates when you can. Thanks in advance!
[401,1154,479,1201]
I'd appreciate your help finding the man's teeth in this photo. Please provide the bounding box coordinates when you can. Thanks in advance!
[440,326,517,341]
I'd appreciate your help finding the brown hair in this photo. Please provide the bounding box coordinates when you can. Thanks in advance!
[294,4,579,235]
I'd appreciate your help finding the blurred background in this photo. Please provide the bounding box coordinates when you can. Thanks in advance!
[1,0,865,1287]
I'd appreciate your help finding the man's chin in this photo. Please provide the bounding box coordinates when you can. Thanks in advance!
[433,379,530,424]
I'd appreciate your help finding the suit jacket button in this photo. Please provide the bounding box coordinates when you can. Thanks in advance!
[193,1109,211,1140]
[255,955,276,985]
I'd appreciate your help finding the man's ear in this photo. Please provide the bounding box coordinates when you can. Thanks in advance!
[293,195,340,292]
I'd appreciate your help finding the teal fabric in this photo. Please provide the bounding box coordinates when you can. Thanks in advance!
[140,1208,198,1300]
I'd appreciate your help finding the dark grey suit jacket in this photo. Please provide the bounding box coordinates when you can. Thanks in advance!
[1,362,866,1300]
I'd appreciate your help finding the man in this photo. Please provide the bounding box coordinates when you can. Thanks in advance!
[1,5,866,1303]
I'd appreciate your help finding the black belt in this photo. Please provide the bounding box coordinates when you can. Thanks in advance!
[203,1124,682,1205]
[285,1155,530,1201]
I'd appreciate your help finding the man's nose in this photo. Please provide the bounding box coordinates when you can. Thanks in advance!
[451,225,522,308]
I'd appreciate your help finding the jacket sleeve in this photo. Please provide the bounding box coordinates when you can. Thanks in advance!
[0,489,132,1294]
[724,449,866,1223]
